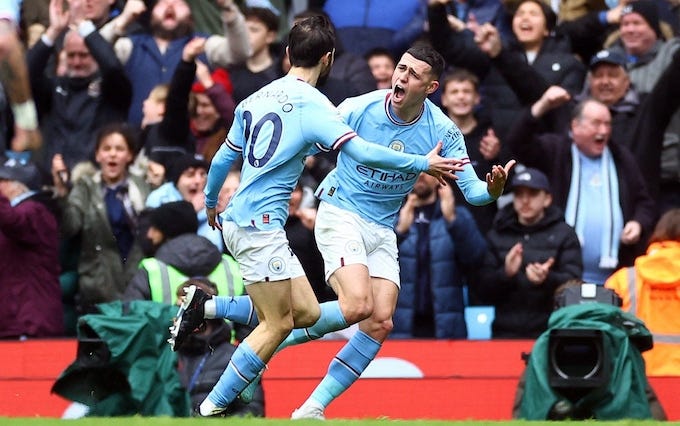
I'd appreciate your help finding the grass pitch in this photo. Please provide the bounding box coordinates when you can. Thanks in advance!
[0,418,676,426]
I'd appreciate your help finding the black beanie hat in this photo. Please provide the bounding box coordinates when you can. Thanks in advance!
[148,201,198,240]
[622,1,662,38]
[167,154,209,186]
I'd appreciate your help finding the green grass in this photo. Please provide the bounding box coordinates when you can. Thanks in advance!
[0,418,677,426]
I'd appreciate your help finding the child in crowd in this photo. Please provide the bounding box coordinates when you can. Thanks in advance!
[53,122,150,314]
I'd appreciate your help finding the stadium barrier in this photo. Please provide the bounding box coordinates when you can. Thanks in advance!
[0,339,678,419]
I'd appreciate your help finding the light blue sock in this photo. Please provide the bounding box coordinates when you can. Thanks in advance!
[308,330,381,407]
[276,301,347,352]
[206,340,265,408]
[214,295,259,327]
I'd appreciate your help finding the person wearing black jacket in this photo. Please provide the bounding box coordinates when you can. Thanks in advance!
[474,168,582,338]
[477,43,680,206]
[440,68,509,235]
[28,0,132,172]
[428,0,585,140]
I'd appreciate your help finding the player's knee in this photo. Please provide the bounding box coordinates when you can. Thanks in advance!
[293,304,320,328]
[343,299,373,324]
[380,318,394,334]
[270,316,295,340]
[362,318,393,342]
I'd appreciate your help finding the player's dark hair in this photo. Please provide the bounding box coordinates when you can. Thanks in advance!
[287,15,335,68]
[405,44,445,80]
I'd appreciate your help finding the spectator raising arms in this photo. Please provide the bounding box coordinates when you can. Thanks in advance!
[394,172,488,339]
[101,0,249,125]
[28,0,132,172]
[506,89,656,285]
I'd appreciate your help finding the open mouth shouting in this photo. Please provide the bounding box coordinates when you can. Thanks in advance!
[392,84,406,103]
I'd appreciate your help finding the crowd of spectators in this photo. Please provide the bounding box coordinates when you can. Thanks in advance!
[1,0,678,360]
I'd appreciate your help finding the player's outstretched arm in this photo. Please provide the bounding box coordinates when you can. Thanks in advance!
[340,137,462,175]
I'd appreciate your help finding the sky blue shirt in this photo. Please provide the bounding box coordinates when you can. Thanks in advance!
[317,90,494,228]
[205,76,430,230]
[579,154,612,285]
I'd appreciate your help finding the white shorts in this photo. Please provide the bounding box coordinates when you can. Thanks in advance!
[221,221,305,285]
[314,201,400,287]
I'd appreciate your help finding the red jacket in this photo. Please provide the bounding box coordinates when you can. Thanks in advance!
[0,192,63,338]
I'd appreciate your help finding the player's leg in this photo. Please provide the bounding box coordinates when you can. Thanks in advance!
[292,277,399,419]
[175,250,323,359]
[199,278,293,415]
[192,224,318,415]
[240,205,378,404]
[198,269,321,331]
[230,204,378,405]
[238,272,323,403]
[206,293,259,326]
[275,201,376,351]
[206,202,373,349]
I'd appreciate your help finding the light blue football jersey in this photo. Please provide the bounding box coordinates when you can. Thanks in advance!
[204,77,429,230]
[316,90,493,228]
[204,75,357,229]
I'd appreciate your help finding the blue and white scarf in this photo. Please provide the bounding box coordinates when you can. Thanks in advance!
[565,144,623,269]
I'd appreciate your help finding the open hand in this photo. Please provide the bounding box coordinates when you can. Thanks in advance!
[396,193,418,234]
[486,159,516,199]
[206,206,222,231]
[621,220,642,245]
[526,257,554,285]
[438,183,456,223]
[479,128,500,160]
[425,141,466,186]
[474,22,502,58]
[182,37,206,62]
[505,242,523,277]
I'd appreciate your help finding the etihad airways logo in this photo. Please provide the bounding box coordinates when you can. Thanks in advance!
[356,165,416,182]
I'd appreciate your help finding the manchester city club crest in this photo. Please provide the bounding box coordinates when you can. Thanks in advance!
[389,140,405,152]
[345,240,362,255]
[268,257,285,274]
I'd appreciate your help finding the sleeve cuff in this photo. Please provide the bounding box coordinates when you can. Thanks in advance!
[77,20,97,38]
[40,33,55,47]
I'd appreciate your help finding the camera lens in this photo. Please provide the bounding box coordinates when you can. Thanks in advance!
[552,337,602,379]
